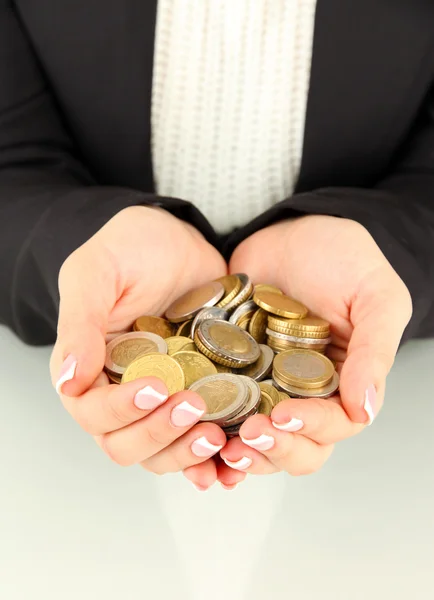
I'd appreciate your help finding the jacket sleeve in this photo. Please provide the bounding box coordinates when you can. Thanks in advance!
[228,87,434,341]
[0,2,215,345]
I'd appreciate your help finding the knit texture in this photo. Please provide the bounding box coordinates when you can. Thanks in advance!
[151,0,317,234]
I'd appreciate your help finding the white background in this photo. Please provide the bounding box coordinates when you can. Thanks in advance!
[0,326,433,600]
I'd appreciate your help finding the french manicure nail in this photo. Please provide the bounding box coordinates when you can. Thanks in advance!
[171,401,205,427]
[56,354,77,394]
[134,385,168,410]
[223,457,252,471]
[241,434,275,451]
[192,483,209,492]
[364,384,377,425]
[191,436,223,458]
[221,483,238,491]
[272,417,304,432]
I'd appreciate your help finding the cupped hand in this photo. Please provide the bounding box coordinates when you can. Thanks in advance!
[50,206,227,473]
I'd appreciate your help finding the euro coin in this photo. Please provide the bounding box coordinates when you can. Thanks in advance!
[266,329,332,346]
[278,391,290,402]
[253,291,308,319]
[172,351,217,388]
[195,319,260,368]
[238,344,274,381]
[165,281,225,323]
[267,316,330,338]
[254,284,283,295]
[215,275,242,308]
[190,306,229,340]
[248,308,268,344]
[229,300,257,326]
[259,382,282,408]
[281,317,330,332]
[190,374,249,424]
[273,349,335,389]
[105,332,167,376]
[223,273,254,311]
[122,353,185,395]
[133,316,174,338]
[257,382,281,417]
[176,320,193,337]
[222,376,261,427]
[166,336,196,355]
[273,371,340,399]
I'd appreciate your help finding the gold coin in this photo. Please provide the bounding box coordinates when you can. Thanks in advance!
[176,320,193,337]
[267,317,330,338]
[253,291,308,319]
[237,314,254,330]
[213,363,233,374]
[133,316,174,339]
[283,317,330,332]
[105,332,167,375]
[215,275,242,308]
[172,351,217,388]
[278,391,290,402]
[165,282,225,323]
[121,353,185,395]
[259,382,281,407]
[248,308,268,344]
[166,336,196,355]
[273,349,334,389]
[195,319,260,368]
[238,344,274,381]
[254,284,283,295]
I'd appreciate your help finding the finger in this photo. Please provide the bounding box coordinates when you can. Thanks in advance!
[142,423,225,475]
[61,377,169,435]
[183,459,218,491]
[238,414,335,475]
[341,269,412,424]
[215,456,248,489]
[270,396,365,444]
[220,436,278,475]
[50,245,118,397]
[98,391,206,466]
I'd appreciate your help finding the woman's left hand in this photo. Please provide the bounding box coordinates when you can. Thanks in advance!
[183,214,413,489]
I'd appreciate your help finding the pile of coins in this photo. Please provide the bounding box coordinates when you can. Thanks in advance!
[104,274,339,437]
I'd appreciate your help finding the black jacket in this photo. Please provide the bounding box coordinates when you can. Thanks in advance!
[1,0,434,345]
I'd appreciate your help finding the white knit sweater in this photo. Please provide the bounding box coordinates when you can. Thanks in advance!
[151,0,317,234]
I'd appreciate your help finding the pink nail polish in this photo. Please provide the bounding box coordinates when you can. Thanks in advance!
[56,354,77,394]
[191,436,223,458]
[134,385,168,410]
[171,401,204,427]
[241,434,275,451]
[364,384,377,425]
[221,483,238,491]
[272,417,304,432]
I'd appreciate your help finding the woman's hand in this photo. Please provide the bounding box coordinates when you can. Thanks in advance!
[50,206,227,474]
[184,214,412,488]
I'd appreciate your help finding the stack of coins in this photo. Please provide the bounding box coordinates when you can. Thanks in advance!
[104,274,339,436]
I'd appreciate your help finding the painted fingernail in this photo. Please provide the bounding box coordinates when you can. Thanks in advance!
[223,457,252,471]
[221,483,238,491]
[272,417,304,432]
[241,434,275,451]
[364,384,377,425]
[134,385,168,410]
[191,436,223,458]
[56,354,77,394]
[192,483,209,492]
[171,401,205,427]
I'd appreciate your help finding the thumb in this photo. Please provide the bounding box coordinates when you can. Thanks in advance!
[50,248,116,397]
[339,271,412,425]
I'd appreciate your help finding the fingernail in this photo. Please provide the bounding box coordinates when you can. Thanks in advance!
[192,483,209,492]
[241,434,275,451]
[171,401,205,427]
[364,384,377,425]
[191,436,223,458]
[134,385,168,410]
[272,417,304,432]
[221,483,238,491]
[56,354,77,394]
[223,457,252,471]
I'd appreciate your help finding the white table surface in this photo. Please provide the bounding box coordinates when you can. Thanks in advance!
[0,325,433,600]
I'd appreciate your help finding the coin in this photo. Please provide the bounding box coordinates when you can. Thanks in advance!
[105,332,167,376]
[248,308,268,344]
[222,376,261,427]
[238,344,274,381]
[253,291,308,319]
[278,391,290,401]
[280,317,330,332]
[133,316,174,338]
[176,320,193,337]
[267,317,330,338]
[215,275,242,308]
[274,371,340,399]
[107,371,122,384]
[172,351,217,387]
[213,363,233,374]
[223,273,254,311]
[259,382,282,407]
[268,339,328,354]
[166,336,197,355]
[254,284,283,295]
[273,349,335,389]
[266,329,332,345]
[190,306,229,340]
[121,353,185,395]
[229,300,258,325]
[165,281,225,323]
[190,374,248,424]
[195,319,261,368]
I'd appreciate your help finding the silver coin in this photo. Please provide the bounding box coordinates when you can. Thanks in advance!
[165,281,225,323]
[105,331,167,375]
[237,344,274,381]
[223,273,254,311]
[196,319,261,367]
[266,329,332,345]
[190,306,229,340]
[189,373,249,424]
[229,299,258,325]
[273,371,340,398]
[222,376,261,427]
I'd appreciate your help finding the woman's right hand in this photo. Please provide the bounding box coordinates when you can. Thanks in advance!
[49,205,227,477]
